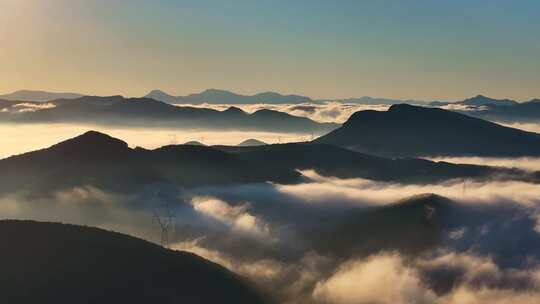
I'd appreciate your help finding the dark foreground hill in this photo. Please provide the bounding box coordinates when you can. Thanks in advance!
[0,220,266,304]
[315,104,540,157]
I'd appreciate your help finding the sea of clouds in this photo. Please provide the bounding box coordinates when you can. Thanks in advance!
[2,167,540,303]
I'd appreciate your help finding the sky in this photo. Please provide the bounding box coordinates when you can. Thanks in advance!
[1,0,539,101]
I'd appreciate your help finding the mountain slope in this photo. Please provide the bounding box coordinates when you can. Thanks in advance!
[315,104,540,157]
[146,89,313,104]
[0,220,266,304]
[0,90,83,102]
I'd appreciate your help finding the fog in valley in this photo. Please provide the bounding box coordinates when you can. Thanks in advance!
[0,123,311,159]
[2,145,540,303]
[174,102,390,124]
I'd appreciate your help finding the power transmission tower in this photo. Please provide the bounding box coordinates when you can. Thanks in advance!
[151,189,175,248]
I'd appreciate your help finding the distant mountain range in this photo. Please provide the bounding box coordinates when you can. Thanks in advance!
[0,95,338,133]
[0,220,266,304]
[315,104,540,157]
[430,94,519,107]
[0,90,83,102]
[1,131,534,196]
[331,94,525,107]
[146,89,314,104]
[452,96,540,123]
[324,96,428,105]
[2,89,539,123]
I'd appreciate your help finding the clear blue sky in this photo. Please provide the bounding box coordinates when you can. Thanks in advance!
[1,0,539,100]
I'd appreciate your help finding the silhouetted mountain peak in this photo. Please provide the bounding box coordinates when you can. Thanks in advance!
[344,109,383,126]
[388,103,422,112]
[316,104,540,157]
[145,90,175,100]
[223,106,246,115]
[462,95,518,106]
[391,193,454,221]
[238,139,267,146]
[184,140,206,146]
[398,193,449,206]
[252,108,294,118]
[202,88,233,94]
[48,131,129,158]
[64,130,127,146]
[148,89,168,95]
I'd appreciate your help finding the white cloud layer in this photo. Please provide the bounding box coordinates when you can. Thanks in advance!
[190,196,271,239]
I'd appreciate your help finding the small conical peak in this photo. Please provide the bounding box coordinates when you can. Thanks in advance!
[223,106,246,114]
[201,88,234,95]
[183,140,206,146]
[238,139,267,146]
[50,131,129,156]
[147,89,169,96]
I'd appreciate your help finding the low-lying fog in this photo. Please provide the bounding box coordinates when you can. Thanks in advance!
[175,102,391,123]
[427,156,540,172]
[0,123,309,159]
[2,164,540,303]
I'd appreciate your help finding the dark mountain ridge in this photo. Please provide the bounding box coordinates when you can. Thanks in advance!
[1,130,534,196]
[0,95,337,133]
[0,131,300,195]
[217,142,531,184]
